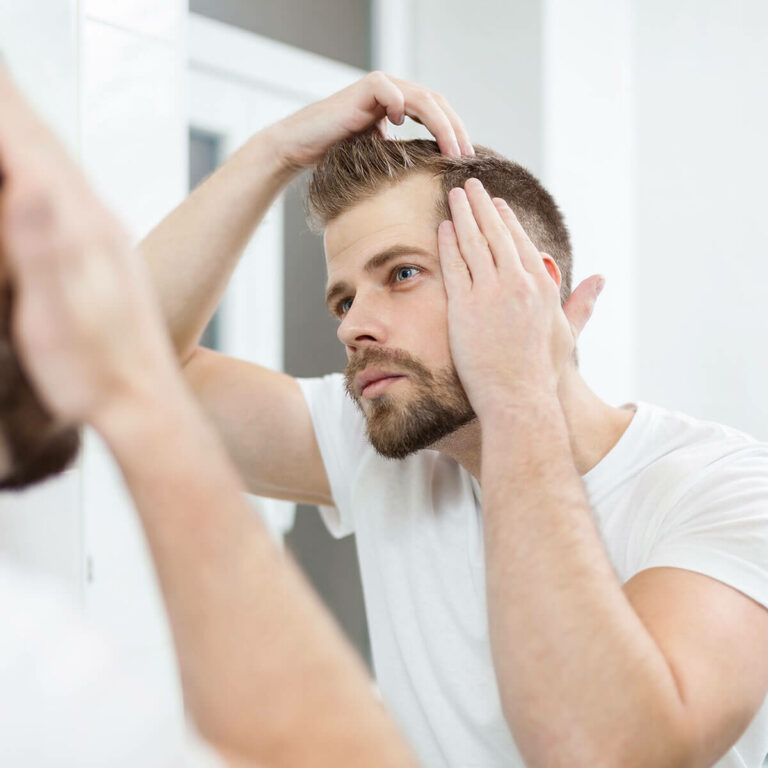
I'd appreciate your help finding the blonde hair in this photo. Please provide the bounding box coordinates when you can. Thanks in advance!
[306,132,573,301]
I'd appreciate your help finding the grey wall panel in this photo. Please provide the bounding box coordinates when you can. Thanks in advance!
[282,177,371,667]
[190,0,371,69]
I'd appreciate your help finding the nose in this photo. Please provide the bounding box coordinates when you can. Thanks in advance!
[336,289,389,352]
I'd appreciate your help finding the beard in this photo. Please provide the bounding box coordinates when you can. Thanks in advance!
[0,284,80,491]
[344,346,476,460]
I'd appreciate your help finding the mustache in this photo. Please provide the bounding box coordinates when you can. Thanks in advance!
[343,347,435,399]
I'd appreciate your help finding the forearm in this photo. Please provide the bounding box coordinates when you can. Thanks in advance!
[481,397,689,768]
[94,381,416,768]
[140,128,296,363]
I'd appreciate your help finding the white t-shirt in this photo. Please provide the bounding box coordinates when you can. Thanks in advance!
[0,560,222,768]
[297,373,768,768]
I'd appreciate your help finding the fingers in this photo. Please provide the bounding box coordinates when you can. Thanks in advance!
[0,69,48,154]
[375,116,389,139]
[401,86,461,157]
[447,186,497,283]
[364,71,406,126]
[431,92,474,156]
[0,73,28,170]
[462,178,522,275]
[562,275,605,340]
[492,198,547,276]
[381,74,472,158]
[361,72,473,158]
[437,220,471,297]
[1,187,62,282]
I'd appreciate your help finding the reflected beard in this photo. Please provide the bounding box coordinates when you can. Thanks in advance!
[344,348,476,460]
[0,285,80,491]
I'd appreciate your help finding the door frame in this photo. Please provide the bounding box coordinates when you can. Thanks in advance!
[188,14,365,537]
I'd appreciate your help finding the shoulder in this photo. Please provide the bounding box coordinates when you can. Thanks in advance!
[627,409,768,610]
[295,373,362,426]
[295,373,368,455]
[628,403,767,503]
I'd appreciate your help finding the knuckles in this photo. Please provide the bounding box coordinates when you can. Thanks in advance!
[4,185,56,233]
[509,281,536,308]
[3,174,128,269]
[468,233,490,252]
[366,70,389,88]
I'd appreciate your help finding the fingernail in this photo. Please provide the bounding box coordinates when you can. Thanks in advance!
[465,177,483,188]
[596,277,606,295]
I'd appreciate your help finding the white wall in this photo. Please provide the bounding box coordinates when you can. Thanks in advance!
[388,0,768,443]
[0,0,189,720]
[0,2,83,601]
[542,0,635,407]
[407,0,543,174]
[80,0,188,714]
[377,0,636,406]
[633,0,768,440]
[0,1,80,152]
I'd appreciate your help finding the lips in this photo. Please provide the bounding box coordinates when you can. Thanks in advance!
[354,368,407,398]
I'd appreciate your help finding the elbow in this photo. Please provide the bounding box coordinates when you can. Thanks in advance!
[180,342,202,369]
[500,703,697,768]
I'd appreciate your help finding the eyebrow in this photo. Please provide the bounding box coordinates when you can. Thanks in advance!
[324,245,435,313]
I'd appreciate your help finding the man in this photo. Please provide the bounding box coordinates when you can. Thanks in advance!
[143,71,768,768]
[0,69,419,767]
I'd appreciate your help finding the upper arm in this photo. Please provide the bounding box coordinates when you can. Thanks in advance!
[623,566,768,768]
[182,346,333,507]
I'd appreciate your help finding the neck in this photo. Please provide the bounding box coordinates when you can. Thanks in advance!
[433,366,635,480]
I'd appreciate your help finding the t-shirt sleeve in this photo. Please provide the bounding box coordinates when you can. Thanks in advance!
[295,373,369,538]
[642,443,768,611]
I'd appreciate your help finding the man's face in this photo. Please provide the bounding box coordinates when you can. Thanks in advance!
[0,272,80,490]
[324,173,475,459]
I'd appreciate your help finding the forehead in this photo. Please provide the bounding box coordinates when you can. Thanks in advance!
[323,172,442,271]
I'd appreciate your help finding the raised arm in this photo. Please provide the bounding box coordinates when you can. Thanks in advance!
[0,70,418,768]
[141,72,473,504]
[142,71,473,365]
[437,180,768,768]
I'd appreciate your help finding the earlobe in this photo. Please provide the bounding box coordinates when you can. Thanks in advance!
[541,253,561,287]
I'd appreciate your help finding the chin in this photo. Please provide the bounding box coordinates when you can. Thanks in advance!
[364,393,475,460]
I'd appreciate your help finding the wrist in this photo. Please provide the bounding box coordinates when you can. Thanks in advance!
[474,383,560,425]
[253,122,307,178]
[89,374,193,457]
[241,123,303,187]
[90,371,251,510]
[480,393,571,472]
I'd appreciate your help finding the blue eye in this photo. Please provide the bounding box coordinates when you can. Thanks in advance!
[395,266,419,282]
[335,265,420,318]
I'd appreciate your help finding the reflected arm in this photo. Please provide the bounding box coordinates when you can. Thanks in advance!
[94,378,417,768]
[140,128,296,364]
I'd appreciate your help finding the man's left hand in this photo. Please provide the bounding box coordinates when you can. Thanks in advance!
[437,177,603,419]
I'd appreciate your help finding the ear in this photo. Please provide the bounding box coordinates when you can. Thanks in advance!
[541,252,561,288]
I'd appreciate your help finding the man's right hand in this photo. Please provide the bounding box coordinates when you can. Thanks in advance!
[0,70,181,432]
[265,71,474,170]
[138,71,475,506]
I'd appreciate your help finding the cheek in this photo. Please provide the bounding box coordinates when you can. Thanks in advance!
[404,287,453,368]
